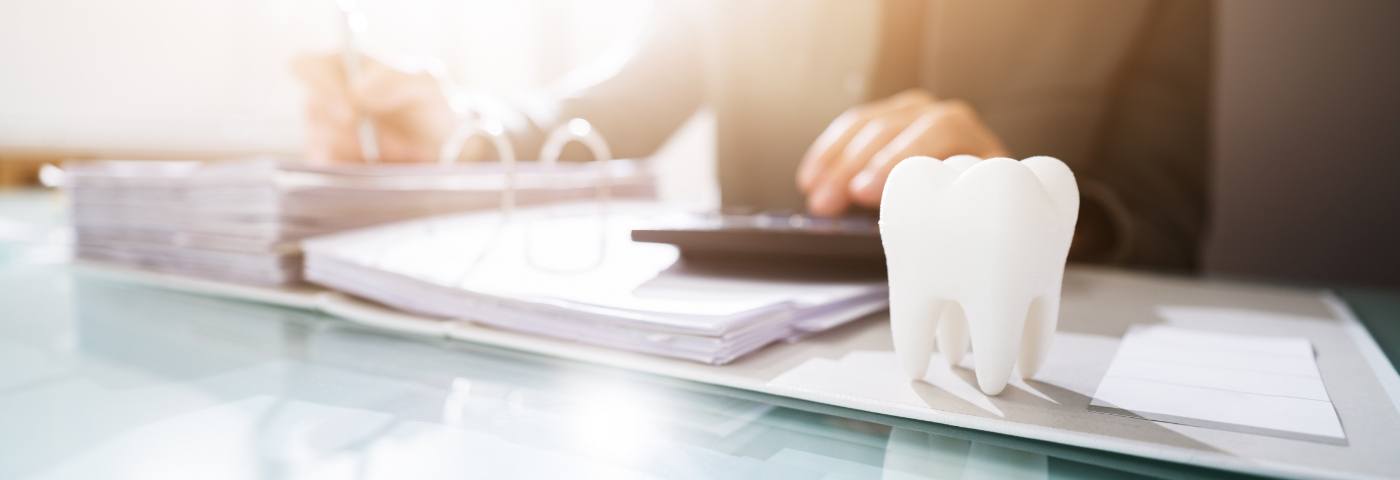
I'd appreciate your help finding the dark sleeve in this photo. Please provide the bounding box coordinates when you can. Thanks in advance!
[494,3,706,161]
[1073,0,1214,272]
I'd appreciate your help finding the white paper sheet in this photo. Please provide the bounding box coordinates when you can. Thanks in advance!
[302,202,889,364]
[1090,325,1346,443]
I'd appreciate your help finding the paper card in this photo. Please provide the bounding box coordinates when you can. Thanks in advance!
[1089,325,1345,444]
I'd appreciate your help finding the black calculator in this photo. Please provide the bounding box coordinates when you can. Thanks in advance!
[630,210,886,273]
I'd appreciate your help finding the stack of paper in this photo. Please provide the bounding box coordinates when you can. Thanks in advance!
[302,202,889,364]
[66,158,655,285]
[68,160,298,284]
[277,160,654,232]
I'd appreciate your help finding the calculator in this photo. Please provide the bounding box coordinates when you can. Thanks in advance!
[630,210,886,272]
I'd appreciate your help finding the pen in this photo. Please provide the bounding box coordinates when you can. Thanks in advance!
[336,0,381,163]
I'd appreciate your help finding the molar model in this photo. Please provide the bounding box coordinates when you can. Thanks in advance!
[879,155,1079,395]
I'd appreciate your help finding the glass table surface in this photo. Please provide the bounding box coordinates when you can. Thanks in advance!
[2,189,1395,480]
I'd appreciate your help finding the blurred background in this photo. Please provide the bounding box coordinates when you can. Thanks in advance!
[0,0,650,157]
[0,0,1397,287]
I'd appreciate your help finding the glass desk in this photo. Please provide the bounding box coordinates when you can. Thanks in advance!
[2,189,1395,479]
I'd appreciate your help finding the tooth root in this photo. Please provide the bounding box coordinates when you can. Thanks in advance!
[1018,291,1060,379]
[963,298,1032,395]
[937,303,969,366]
[890,290,944,381]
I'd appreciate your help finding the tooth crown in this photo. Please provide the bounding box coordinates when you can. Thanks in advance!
[879,155,1079,395]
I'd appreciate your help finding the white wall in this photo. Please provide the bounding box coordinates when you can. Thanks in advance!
[0,0,646,156]
[1,0,329,153]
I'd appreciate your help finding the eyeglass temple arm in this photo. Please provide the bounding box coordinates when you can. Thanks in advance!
[440,119,518,217]
[539,118,612,206]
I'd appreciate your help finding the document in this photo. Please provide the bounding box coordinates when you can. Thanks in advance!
[64,158,655,285]
[302,201,889,364]
[1090,324,1346,443]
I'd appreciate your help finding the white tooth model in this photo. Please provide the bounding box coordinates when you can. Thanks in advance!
[879,155,1079,395]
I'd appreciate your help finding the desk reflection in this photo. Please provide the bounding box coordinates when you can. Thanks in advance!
[0,271,1153,479]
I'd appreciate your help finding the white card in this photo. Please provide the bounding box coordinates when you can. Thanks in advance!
[1090,324,1345,443]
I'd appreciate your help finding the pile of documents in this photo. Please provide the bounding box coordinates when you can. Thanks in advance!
[303,202,889,364]
[66,158,887,363]
[67,160,296,284]
[66,158,654,285]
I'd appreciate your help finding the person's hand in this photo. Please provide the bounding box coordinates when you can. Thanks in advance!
[796,89,1009,216]
[291,53,457,164]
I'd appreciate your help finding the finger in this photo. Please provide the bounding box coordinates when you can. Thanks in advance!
[353,62,444,115]
[291,53,350,101]
[797,111,873,194]
[305,95,355,132]
[303,95,361,164]
[846,123,932,207]
[806,109,922,216]
[294,53,365,155]
[796,90,932,192]
[295,53,418,119]
[796,90,931,191]
[374,123,438,163]
[819,109,923,187]
[306,123,364,164]
[848,104,1007,207]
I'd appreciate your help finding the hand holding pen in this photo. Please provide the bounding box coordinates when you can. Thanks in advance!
[291,4,458,164]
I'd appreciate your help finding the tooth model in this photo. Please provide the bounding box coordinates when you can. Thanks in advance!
[879,155,1079,395]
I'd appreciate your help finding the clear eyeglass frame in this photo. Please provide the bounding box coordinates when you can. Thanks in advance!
[436,117,614,280]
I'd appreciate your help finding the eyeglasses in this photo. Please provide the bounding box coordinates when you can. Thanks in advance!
[440,117,518,220]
